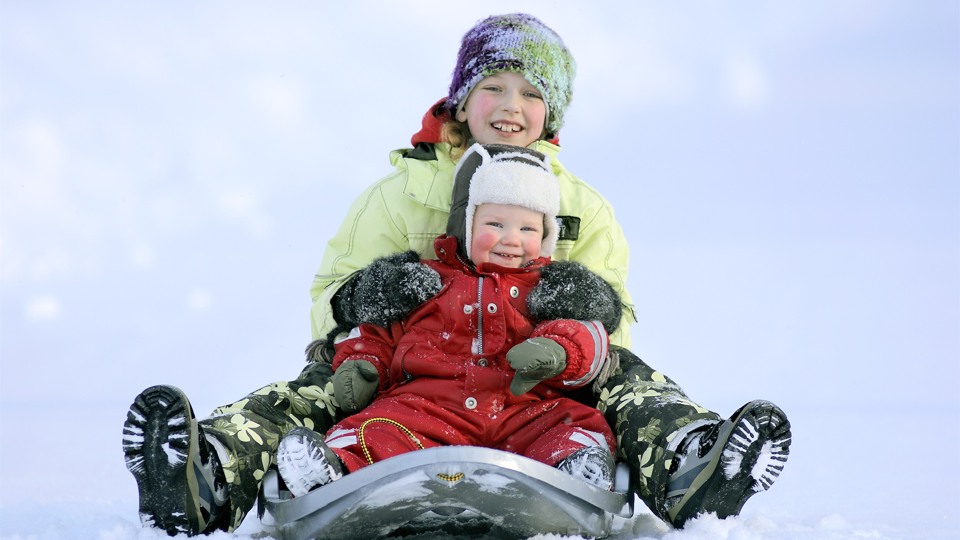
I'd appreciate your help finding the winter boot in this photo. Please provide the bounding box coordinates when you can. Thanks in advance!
[557,446,616,491]
[665,399,791,527]
[122,385,228,536]
[277,426,345,497]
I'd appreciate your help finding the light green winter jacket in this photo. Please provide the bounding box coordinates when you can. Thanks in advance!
[310,140,636,347]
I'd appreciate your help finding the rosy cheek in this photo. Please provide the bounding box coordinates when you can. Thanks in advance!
[471,232,494,259]
[524,238,541,257]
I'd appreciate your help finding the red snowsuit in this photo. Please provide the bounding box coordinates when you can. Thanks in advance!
[325,235,615,472]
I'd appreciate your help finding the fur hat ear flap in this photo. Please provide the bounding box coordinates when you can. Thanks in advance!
[447,144,491,258]
[456,142,494,175]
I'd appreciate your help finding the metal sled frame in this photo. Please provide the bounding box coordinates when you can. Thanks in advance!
[258,446,635,539]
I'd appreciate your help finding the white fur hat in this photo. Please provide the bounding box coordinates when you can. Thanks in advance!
[448,143,560,260]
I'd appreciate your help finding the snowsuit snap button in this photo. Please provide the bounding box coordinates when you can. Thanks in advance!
[509,286,519,298]
[464,397,478,410]
[463,304,474,314]
[477,358,488,367]
[486,303,498,314]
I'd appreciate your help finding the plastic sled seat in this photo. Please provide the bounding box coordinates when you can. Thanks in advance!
[258,445,635,540]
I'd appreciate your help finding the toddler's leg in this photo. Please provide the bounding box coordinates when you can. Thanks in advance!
[512,400,616,490]
[323,400,451,472]
[556,445,617,490]
[276,426,345,497]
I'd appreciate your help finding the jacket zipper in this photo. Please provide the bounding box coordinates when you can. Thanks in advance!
[475,276,484,354]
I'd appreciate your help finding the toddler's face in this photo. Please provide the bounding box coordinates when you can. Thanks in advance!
[456,72,547,148]
[470,203,544,268]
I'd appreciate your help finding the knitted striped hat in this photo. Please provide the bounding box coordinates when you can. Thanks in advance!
[445,13,576,137]
[448,143,560,260]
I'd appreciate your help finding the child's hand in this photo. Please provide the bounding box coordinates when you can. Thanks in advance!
[333,360,379,413]
[506,337,567,395]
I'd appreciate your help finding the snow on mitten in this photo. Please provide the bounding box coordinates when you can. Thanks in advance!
[506,337,567,395]
[527,261,622,334]
[333,360,379,414]
[335,251,442,328]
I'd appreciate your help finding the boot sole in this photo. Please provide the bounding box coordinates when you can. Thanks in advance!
[668,399,791,527]
[122,385,204,535]
[277,427,343,497]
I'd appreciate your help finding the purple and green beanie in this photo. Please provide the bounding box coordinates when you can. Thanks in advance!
[445,13,576,137]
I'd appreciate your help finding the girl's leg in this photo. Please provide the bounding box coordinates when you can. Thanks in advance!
[177,361,338,532]
[596,346,721,523]
[123,385,229,536]
[597,346,791,527]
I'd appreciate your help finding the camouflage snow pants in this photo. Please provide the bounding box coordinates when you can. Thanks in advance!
[597,346,721,523]
[197,361,340,531]
[198,347,720,531]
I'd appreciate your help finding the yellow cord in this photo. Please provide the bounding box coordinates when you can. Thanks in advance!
[358,417,424,465]
[436,472,465,482]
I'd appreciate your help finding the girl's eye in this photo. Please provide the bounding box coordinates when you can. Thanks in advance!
[485,221,503,228]
[524,91,543,100]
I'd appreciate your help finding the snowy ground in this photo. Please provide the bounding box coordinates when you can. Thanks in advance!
[2,1,958,539]
[0,399,956,540]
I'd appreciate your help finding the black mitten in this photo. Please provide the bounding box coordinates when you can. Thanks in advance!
[333,251,442,328]
[527,261,622,334]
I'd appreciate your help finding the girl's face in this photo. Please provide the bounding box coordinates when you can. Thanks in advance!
[470,203,544,268]
[456,72,547,148]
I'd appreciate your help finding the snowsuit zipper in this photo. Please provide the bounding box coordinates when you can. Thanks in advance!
[475,276,484,355]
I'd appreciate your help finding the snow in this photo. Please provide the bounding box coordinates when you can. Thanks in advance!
[748,440,779,489]
[722,421,758,480]
[1,395,955,539]
[2,1,957,540]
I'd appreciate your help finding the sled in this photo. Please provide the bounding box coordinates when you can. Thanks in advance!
[257,445,635,539]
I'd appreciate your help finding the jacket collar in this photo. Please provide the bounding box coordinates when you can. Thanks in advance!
[433,235,548,275]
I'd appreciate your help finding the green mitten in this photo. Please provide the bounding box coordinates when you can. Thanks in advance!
[506,337,567,395]
[333,360,379,413]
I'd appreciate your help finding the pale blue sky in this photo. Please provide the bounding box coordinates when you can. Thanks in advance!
[1,1,957,413]
[1,1,958,532]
